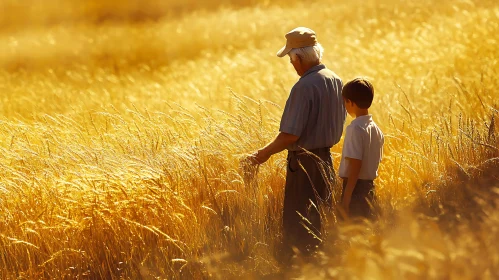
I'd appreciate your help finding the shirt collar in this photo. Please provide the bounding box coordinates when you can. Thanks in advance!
[352,114,373,124]
[300,64,326,79]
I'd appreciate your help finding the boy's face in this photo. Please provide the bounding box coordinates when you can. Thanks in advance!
[343,97,355,117]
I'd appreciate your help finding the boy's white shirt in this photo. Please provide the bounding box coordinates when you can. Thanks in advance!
[338,115,384,180]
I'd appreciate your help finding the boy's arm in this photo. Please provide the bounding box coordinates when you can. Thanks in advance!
[342,157,362,215]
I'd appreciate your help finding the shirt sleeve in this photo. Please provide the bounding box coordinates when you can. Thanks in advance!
[343,125,363,160]
[279,84,311,137]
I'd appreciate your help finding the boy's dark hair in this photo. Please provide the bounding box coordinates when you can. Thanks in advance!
[342,77,374,109]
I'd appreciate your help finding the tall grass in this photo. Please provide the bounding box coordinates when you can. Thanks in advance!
[0,0,498,278]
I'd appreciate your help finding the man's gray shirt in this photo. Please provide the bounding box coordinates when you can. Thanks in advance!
[279,64,346,151]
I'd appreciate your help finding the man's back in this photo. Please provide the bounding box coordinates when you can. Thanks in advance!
[279,64,346,151]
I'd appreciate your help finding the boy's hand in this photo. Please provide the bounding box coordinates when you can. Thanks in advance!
[342,157,362,219]
[341,196,351,216]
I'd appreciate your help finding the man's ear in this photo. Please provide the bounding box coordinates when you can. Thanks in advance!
[296,54,302,64]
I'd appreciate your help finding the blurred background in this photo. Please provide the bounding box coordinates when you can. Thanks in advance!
[0,0,277,29]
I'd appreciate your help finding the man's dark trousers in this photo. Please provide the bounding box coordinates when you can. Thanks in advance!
[282,147,334,258]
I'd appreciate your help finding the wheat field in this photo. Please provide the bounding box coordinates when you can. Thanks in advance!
[0,0,498,279]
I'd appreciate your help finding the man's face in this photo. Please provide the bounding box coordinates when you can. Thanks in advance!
[289,55,304,76]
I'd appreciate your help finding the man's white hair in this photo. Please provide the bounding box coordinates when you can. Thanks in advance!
[289,43,324,64]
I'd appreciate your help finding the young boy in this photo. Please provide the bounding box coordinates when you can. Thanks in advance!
[338,78,384,218]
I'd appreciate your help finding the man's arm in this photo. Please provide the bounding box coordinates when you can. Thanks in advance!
[247,132,299,164]
[342,158,362,215]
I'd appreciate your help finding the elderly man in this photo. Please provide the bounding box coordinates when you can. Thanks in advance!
[247,27,346,260]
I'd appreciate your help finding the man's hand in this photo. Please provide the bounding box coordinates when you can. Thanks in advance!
[245,132,299,166]
[246,149,271,165]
